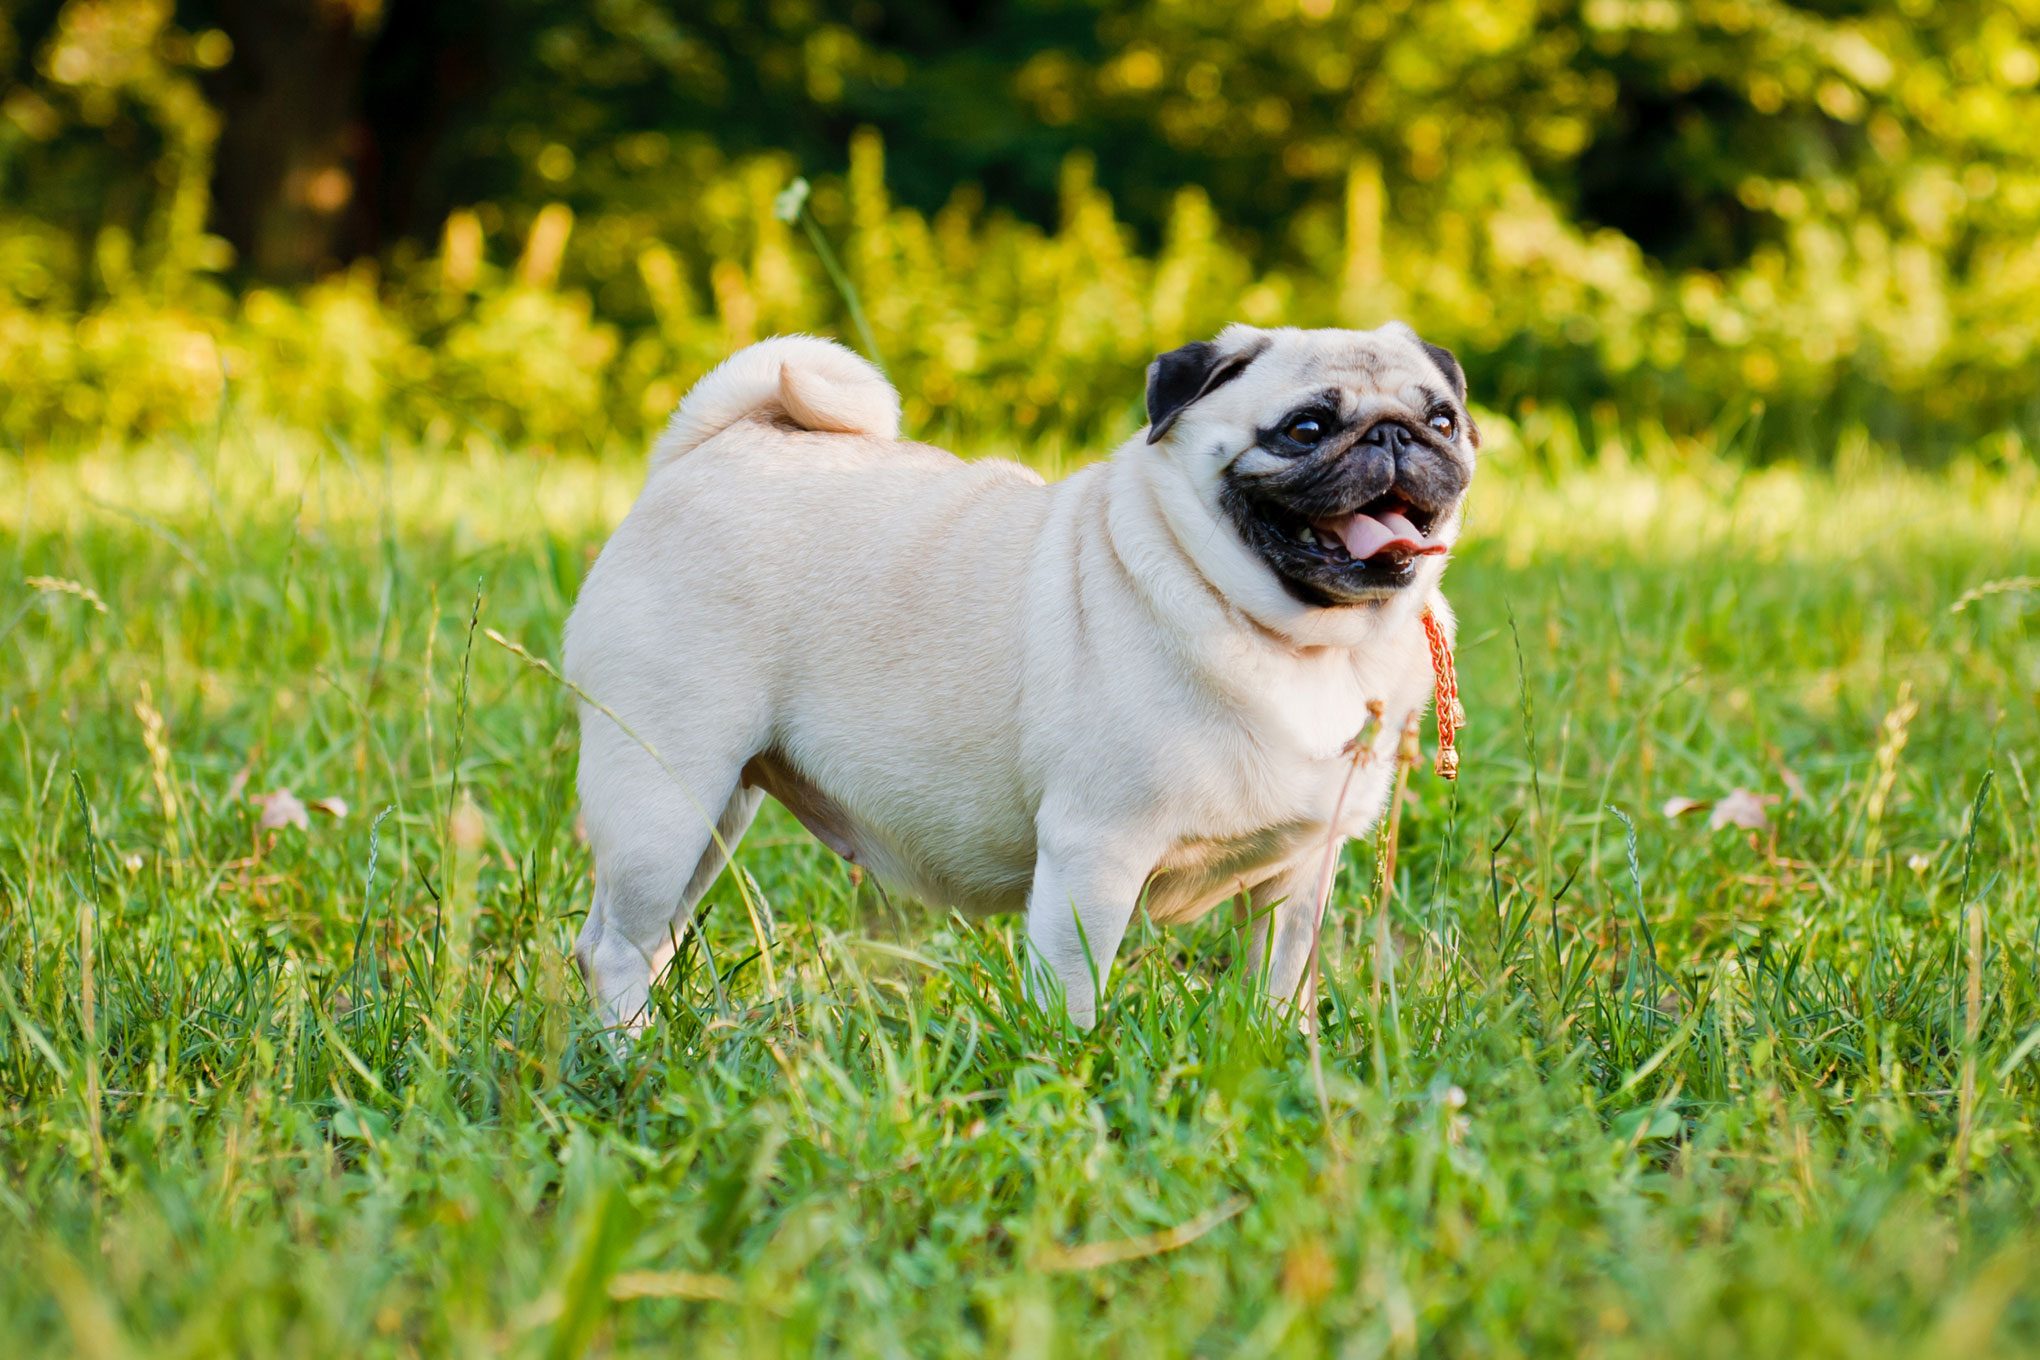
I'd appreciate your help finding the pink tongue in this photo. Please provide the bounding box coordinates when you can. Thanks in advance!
[1335,513,1397,560]
[1319,510,1435,560]
[1377,511,1422,542]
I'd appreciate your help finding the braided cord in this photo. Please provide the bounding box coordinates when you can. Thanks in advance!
[1420,606,1465,780]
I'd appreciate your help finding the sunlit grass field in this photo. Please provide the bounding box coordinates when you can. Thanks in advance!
[3,423,2037,1356]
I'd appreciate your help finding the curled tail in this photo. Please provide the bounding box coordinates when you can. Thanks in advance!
[650,335,900,471]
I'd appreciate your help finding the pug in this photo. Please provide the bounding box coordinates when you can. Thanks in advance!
[565,323,1476,1030]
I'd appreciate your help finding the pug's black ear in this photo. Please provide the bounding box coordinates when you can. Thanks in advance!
[1145,339,1267,444]
[1420,340,1466,402]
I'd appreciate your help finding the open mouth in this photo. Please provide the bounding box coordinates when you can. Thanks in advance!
[1297,492,1447,567]
[1230,485,1454,605]
[1261,490,1448,575]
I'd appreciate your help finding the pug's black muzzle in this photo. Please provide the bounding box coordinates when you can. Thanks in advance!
[1221,417,1471,606]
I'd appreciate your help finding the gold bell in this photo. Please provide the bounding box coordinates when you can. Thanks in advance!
[1434,745,1460,780]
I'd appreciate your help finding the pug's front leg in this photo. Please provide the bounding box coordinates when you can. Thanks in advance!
[1246,857,1336,1019]
[1021,833,1153,1029]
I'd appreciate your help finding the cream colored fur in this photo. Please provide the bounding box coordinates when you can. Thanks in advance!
[649,332,902,470]
[566,326,1469,1030]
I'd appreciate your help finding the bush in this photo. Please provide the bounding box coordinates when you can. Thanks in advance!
[4,2,2039,456]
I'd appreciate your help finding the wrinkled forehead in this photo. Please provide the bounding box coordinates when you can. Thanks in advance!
[1252,331,1446,416]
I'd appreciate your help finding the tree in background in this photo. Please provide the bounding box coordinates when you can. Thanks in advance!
[6,1,2029,282]
[2,0,2037,448]
[201,0,380,279]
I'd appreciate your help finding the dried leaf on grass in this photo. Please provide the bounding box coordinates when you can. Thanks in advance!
[251,787,348,830]
[254,788,308,831]
[1663,788,1780,832]
[251,787,352,831]
[1709,788,1778,832]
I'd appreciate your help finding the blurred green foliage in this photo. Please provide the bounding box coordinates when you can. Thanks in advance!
[3,0,2040,454]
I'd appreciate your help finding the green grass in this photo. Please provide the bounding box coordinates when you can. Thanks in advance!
[2,426,2037,1357]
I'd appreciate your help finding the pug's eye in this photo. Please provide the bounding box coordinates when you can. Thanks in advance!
[1427,412,1457,439]
[1284,416,1326,446]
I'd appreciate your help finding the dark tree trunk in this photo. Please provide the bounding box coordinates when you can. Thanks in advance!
[350,0,497,253]
[205,0,380,281]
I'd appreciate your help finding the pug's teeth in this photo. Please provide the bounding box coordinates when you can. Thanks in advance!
[1295,524,1315,544]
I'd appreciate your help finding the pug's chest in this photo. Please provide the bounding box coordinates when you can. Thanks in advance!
[1121,633,1438,924]
[1140,744,1401,925]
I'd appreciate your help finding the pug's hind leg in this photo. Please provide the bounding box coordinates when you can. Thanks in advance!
[573,732,754,1034]
[677,784,766,924]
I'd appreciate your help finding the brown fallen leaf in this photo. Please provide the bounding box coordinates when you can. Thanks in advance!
[1709,787,1777,832]
[1662,796,1710,819]
[307,795,349,819]
[253,788,308,831]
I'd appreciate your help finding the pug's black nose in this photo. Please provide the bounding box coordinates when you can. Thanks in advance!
[1358,420,1418,456]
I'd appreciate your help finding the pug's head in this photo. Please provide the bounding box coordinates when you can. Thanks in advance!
[1142,323,1478,614]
